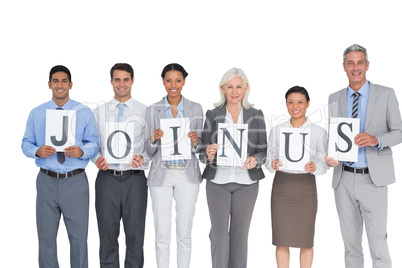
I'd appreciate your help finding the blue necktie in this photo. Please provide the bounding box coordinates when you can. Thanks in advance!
[118,103,126,122]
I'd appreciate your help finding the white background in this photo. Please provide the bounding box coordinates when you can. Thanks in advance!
[2,0,402,267]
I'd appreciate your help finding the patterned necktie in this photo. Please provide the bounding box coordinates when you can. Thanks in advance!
[349,92,360,166]
[352,92,360,118]
[56,107,65,164]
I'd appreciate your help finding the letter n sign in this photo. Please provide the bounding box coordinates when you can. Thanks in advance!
[160,118,192,161]
[279,128,310,171]
[217,123,248,167]
[328,117,359,162]
[104,122,135,164]
[45,109,76,151]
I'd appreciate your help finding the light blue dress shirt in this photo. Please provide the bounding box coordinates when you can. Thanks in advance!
[163,96,185,166]
[22,98,99,173]
[344,81,381,168]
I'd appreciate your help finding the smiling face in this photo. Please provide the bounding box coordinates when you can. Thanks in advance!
[286,92,310,120]
[343,51,369,91]
[48,71,72,105]
[111,69,134,102]
[163,70,185,98]
[222,76,248,106]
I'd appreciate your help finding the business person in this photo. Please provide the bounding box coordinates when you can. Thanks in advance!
[145,63,203,268]
[199,67,267,268]
[92,63,149,267]
[21,65,99,268]
[326,44,402,268]
[267,86,327,268]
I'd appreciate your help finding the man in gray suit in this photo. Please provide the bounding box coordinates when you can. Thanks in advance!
[326,44,402,268]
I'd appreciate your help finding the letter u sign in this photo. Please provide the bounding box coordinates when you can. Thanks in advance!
[279,127,310,171]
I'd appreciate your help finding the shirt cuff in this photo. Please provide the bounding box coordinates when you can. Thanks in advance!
[374,136,382,149]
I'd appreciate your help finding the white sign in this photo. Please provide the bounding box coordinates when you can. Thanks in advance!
[104,122,135,164]
[328,117,360,162]
[160,118,192,161]
[217,123,248,167]
[279,128,310,171]
[45,109,76,152]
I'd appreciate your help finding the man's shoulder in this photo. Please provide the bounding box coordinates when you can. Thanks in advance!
[329,88,347,101]
[370,83,394,94]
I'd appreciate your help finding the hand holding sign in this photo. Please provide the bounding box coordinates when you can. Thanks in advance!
[355,133,379,147]
[36,145,56,158]
[130,155,144,168]
[206,144,219,162]
[96,156,109,171]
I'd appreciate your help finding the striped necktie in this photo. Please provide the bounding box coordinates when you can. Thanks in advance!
[352,92,360,118]
[348,92,360,165]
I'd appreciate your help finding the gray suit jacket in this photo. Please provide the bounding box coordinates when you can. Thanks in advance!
[199,105,267,181]
[328,82,402,188]
[145,96,204,186]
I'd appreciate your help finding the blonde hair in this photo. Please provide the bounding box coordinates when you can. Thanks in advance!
[214,67,254,109]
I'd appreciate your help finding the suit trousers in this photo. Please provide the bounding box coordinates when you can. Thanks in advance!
[334,169,391,268]
[149,169,199,268]
[36,170,89,268]
[206,180,259,268]
[95,170,148,268]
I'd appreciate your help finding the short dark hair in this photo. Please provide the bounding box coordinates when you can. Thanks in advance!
[161,63,188,79]
[49,65,71,82]
[110,63,134,80]
[285,86,310,102]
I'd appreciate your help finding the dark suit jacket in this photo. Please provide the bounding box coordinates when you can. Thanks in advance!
[200,105,267,181]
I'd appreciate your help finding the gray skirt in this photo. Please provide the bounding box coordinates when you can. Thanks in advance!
[271,171,317,248]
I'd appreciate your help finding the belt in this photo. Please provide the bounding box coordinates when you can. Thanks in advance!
[40,168,84,178]
[343,165,369,174]
[105,169,143,176]
[165,164,187,170]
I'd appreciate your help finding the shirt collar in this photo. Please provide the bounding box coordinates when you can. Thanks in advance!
[163,95,184,112]
[49,98,73,109]
[286,116,312,128]
[347,80,370,98]
[112,97,134,109]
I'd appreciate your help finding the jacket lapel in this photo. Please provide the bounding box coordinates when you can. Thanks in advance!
[365,83,377,130]
[339,89,347,117]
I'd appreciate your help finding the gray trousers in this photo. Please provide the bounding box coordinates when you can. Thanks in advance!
[206,180,259,268]
[95,170,148,268]
[335,170,391,268]
[36,170,89,268]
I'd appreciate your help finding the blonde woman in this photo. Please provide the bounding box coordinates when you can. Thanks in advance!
[200,67,267,268]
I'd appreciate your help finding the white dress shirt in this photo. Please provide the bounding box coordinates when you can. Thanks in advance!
[212,108,256,185]
[267,117,328,175]
[92,97,149,171]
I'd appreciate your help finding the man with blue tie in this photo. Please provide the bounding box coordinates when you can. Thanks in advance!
[21,65,99,268]
[326,44,402,268]
[92,63,149,268]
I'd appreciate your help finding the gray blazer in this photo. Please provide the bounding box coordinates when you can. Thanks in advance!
[199,105,267,181]
[145,96,204,186]
[328,82,402,187]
